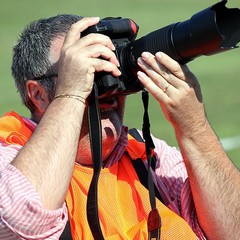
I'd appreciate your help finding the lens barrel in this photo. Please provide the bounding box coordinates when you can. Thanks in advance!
[119,0,240,81]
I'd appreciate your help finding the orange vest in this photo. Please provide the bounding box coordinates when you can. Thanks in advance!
[0,112,197,240]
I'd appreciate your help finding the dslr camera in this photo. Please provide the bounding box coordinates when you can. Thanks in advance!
[82,0,240,97]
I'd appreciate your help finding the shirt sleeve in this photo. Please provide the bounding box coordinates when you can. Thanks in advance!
[0,143,68,239]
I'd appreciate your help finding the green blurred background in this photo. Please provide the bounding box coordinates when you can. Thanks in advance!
[1,0,240,168]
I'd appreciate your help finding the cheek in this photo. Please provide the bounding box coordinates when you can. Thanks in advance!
[101,114,122,158]
[76,110,122,164]
[76,125,121,164]
[77,137,91,162]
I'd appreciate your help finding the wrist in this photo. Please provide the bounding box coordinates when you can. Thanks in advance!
[53,93,87,105]
[174,116,209,139]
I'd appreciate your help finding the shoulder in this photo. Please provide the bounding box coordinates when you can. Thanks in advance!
[138,131,187,179]
[132,129,183,162]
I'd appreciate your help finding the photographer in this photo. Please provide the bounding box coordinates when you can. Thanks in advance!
[0,14,239,240]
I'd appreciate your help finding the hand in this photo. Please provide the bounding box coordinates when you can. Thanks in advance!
[55,17,121,100]
[137,51,206,133]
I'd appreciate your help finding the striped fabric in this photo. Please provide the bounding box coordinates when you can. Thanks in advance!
[0,116,206,239]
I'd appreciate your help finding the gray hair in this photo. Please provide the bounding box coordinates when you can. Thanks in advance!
[11,14,82,113]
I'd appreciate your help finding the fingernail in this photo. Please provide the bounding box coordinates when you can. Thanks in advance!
[137,57,144,65]
[117,60,120,67]
[142,52,150,60]
[137,71,146,78]
[155,52,162,58]
[91,17,100,21]
[111,44,116,51]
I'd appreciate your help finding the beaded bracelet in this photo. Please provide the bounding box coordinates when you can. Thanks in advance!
[53,94,86,104]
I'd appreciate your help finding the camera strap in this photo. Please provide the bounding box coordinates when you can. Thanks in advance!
[87,83,105,240]
[142,90,161,240]
[86,85,161,240]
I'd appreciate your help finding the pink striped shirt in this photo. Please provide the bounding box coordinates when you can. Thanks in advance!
[0,116,206,239]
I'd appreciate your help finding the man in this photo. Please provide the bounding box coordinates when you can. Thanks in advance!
[0,14,239,239]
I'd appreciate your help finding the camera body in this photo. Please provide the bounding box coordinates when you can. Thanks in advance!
[82,18,141,97]
[83,0,240,97]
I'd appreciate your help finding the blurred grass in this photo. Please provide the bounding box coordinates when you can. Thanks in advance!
[0,0,240,168]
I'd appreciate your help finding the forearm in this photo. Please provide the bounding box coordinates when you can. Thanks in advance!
[176,120,240,239]
[12,97,85,210]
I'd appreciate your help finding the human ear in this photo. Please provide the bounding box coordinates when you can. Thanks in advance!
[26,80,50,113]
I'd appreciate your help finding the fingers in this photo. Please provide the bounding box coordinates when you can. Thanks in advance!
[137,51,204,130]
[85,57,121,77]
[136,51,200,107]
[137,53,174,98]
[138,52,189,87]
[137,70,169,102]
[154,52,190,82]
[73,34,120,67]
[56,17,124,98]
[60,17,121,79]
[63,17,100,48]
[137,55,174,94]
[137,51,197,95]
[64,17,116,53]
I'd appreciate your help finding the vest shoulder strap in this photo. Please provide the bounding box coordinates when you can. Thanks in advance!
[128,128,164,203]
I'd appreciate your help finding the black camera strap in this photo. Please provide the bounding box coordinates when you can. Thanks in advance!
[86,85,161,240]
[87,83,105,240]
[142,90,161,240]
